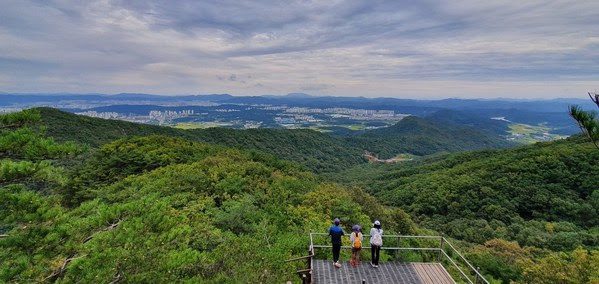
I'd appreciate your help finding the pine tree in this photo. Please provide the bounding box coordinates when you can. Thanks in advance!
[569,92,599,149]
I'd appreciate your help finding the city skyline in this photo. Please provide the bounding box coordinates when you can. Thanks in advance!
[1,1,598,99]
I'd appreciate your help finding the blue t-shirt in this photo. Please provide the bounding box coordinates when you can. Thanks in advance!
[328,225,344,245]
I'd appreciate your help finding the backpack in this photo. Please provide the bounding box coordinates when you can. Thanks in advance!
[371,230,382,246]
[352,233,362,249]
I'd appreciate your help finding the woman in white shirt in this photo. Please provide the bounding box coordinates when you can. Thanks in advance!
[370,220,383,268]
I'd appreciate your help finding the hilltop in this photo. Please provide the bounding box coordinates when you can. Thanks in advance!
[425,109,510,136]
[349,115,514,158]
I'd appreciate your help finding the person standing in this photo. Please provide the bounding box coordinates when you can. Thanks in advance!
[328,218,344,268]
[370,220,383,268]
[349,225,363,267]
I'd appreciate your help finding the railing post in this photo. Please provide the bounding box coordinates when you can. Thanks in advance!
[307,249,311,274]
[396,236,400,261]
[437,236,444,262]
[474,267,480,284]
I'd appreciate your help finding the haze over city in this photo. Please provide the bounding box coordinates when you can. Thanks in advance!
[1,0,598,98]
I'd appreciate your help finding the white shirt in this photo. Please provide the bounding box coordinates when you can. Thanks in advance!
[370,228,383,245]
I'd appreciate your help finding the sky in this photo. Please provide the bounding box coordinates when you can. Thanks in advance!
[0,0,598,99]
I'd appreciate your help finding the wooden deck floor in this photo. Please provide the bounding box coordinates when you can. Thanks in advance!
[312,260,455,284]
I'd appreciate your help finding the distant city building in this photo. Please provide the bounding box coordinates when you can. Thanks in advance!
[284,107,400,120]
[76,111,120,119]
[148,109,195,124]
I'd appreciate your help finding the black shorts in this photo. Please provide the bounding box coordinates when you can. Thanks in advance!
[352,247,361,253]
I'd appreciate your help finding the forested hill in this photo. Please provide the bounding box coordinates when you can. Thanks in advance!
[425,109,510,135]
[335,136,598,249]
[348,115,514,158]
[0,109,417,282]
[332,136,599,282]
[36,108,364,172]
[35,108,514,172]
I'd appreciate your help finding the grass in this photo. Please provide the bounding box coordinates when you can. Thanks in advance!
[508,123,566,144]
[392,153,417,161]
[346,124,366,130]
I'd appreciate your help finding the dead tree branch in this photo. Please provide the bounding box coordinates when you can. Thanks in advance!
[44,219,122,282]
[43,254,85,282]
[589,92,599,108]
[83,219,121,243]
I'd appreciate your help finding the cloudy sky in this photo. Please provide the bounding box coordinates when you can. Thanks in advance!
[1,0,598,98]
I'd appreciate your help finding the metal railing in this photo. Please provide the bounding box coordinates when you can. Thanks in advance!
[305,232,489,284]
[285,243,314,284]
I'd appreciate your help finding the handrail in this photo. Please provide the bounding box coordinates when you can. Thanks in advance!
[285,254,314,262]
[312,244,440,251]
[443,238,489,284]
[441,250,472,284]
[308,232,489,284]
[310,232,442,239]
[286,242,315,284]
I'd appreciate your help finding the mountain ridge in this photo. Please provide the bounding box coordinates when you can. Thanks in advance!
[35,108,514,170]
[349,115,514,158]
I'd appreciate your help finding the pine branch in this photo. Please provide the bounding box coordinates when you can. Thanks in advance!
[589,92,599,108]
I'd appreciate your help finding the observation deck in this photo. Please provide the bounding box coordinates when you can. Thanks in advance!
[287,233,489,284]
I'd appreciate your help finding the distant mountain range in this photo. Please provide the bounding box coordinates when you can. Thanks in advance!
[2,92,589,137]
[1,92,595,112]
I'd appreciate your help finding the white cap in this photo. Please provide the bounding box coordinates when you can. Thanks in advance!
[374,220,381,226]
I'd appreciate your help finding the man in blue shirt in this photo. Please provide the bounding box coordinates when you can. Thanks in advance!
[328,218,345,267]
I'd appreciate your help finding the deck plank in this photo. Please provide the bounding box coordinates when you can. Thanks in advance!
[428,264,445,284]
[312,260,455,283]
[435,263,456,284]
[413,263,433,284]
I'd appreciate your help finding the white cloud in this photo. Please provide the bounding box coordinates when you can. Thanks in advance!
[0,0,597,98]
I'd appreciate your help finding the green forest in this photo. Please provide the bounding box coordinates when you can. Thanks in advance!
[332,136,599,282]
[1,108,598,283]
[348,115,513,158]
[35,108,511,172]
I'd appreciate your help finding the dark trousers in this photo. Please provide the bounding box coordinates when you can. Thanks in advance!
[332,243,341,262]
[371,245,381,265]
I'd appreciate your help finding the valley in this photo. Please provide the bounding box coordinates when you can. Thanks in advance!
[2,93,593,144]
[1,107,597,283]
